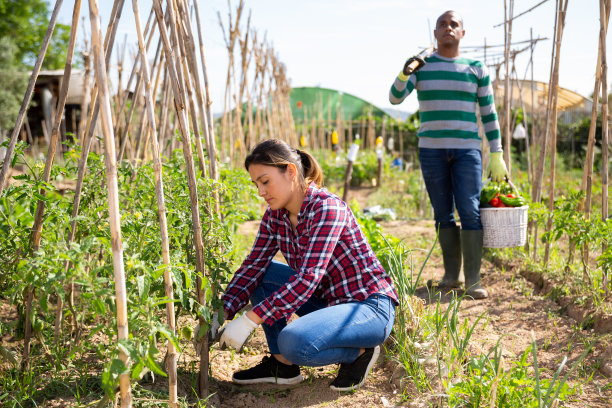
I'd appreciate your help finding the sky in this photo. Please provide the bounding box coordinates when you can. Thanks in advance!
[58,0,608,115]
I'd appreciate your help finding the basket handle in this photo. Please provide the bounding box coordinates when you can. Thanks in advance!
[482,177,520,196]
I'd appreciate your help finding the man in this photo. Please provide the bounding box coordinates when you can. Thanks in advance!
[389,10,508,299]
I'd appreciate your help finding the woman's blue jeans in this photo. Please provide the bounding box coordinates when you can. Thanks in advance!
[418,148,483,231]
[251,261,395,367]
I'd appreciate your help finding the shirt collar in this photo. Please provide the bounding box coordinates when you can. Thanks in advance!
[281,182,316,220]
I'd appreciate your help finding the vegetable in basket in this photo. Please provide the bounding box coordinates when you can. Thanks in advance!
[480,181,527,208]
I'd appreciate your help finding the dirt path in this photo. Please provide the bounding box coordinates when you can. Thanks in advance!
[202,191,611,408]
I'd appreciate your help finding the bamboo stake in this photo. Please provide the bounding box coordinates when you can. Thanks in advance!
[139,39,165,164]
[543,0,569,265]
[23,0,81,369]
[88,0,132,406]
[193,0,219,182]
[132,1,178,404]
[77,50,92,148]
[578,0,610,270]
[0,0,64,193]
[181,0,221,218]
[114,7,155,138]
[235,10,252,159]
[153,0,209,397]
[118,70,144,162]
[503,0,514,175]
[512,65,531,186]
[115,35,128,125]
[172,2,207,177]
[600,0,610,294]
[59,0,126,345]
[530,0,560,259]
[157,72,172,154]
[529,28,536,183]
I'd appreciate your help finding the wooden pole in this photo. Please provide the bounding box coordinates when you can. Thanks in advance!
[579,0,610,278]
[59,0,126,344]
[172,1,207,177]
[153,0,209,397]
[503,0,514,175]
[600,0,610,294]
[132,1,178,404]
[0,0,64,193]
[531,0,560,259]
[543,0,569,265]
[24,0,81,369]
[89,0,132,406]
[529,28,536,183]
[77,50,92,148]
[114,7,155,137]
[193,0,219,181]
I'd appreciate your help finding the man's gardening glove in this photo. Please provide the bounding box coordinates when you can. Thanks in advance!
[219,312,259,351]
[398,55,426,81]
[488,152,509,182]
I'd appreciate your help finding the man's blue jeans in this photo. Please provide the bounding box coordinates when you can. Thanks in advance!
[418,148,483,231]
[250,261,395,367]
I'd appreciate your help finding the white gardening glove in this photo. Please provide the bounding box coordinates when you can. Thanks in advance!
[219,312,259,351]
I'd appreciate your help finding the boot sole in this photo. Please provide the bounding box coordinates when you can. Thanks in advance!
[232,374,303,385]
[329,346,380,392]
[465,289,489,299]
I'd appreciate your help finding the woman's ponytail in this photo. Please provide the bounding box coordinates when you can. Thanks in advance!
[296,149,323,188]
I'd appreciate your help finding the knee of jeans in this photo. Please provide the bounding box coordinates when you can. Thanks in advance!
[277,326,314,365]
[460,215,482,230]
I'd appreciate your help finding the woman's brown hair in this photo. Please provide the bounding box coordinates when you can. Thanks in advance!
[244,139,323,190]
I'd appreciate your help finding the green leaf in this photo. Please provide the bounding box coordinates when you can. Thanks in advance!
[156,324,181,353]
[131,361,145,381]
[146,344,167,377]
[109,358,129,376]
[92,299,106,314]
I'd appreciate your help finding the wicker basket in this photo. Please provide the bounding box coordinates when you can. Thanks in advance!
[480,178,529,248]
[481,205,529,248]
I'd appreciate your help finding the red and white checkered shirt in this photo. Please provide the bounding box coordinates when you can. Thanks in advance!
[222,184,399,325]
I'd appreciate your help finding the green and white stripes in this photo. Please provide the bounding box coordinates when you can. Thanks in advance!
[389,52,501,152]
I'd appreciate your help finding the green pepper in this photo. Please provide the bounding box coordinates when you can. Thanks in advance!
[480,184,500,205]
[499,182,514,195]
[499,194,527,207]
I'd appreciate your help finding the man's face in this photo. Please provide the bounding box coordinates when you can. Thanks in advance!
[434,12,465,47]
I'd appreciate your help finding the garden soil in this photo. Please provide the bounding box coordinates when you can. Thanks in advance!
[3,187,611,407]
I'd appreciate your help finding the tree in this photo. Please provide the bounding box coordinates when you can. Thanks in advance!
[0,0,71,70]
[0,37,27,136]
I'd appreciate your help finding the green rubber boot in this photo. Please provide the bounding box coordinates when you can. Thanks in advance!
[427,226,462,289]
[461,229,488,299]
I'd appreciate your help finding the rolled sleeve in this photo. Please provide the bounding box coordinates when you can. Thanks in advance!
[222,210,279,320]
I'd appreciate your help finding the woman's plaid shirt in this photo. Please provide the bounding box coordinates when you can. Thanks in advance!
[222,184,399,325]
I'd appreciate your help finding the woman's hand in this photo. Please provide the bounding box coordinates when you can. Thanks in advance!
[219,312,260,350]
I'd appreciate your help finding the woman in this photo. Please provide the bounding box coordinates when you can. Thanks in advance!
[219,139,398,391]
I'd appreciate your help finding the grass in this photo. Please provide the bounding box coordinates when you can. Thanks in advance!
[374,230,598,407]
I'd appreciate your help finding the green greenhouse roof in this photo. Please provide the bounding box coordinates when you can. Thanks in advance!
[290,87,389,122]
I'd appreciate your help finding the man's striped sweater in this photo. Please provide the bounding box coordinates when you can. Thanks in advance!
[389,52,502,152]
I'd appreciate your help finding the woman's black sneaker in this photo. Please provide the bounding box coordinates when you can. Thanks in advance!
[232,355,303,385]
[329,346,380,391]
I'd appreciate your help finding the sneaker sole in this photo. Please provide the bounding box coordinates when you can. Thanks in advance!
[232,374,303,385]
[329,346,380,392]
